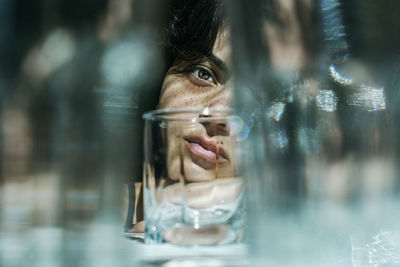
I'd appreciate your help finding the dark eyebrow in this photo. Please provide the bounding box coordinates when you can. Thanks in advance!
[206,54,231,83]
[207,54,229,76]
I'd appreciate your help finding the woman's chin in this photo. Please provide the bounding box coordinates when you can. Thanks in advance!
[184,166,217,182]
[168,157,234,182]
[184,164,236,183]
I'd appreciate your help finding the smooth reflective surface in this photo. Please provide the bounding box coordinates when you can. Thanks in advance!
[143,109,245,245]
[227,0,400,266]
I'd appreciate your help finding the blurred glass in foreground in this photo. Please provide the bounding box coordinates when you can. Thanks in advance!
[0,0,166,266]
[228,0,400,266]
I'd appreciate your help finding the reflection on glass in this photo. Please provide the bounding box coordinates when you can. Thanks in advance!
[144,109,245,245]
[228,0,400,266]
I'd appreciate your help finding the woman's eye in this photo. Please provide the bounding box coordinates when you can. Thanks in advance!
[193,67,215,84]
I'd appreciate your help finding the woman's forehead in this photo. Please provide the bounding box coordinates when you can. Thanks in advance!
[212,29,231,68]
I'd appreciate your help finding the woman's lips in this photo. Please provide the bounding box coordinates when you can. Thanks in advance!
[184,136,229,166]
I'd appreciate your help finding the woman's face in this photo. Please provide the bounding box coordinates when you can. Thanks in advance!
[158,29,232,110]
[159,30,236,184]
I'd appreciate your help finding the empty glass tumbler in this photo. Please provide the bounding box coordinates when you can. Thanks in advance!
[142,108,245,245]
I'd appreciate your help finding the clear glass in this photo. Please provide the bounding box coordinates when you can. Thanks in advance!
[143,108,246,245]
[226,0,400,265]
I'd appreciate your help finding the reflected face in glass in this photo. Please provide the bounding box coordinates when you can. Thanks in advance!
[165,115,237,183]
[158,30,235,183]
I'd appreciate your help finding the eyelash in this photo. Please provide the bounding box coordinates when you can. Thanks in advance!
[187,66,217,86]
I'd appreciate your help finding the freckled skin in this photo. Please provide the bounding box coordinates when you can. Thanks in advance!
[159,30,232,110]
[133,30,235,233]
[159,74,232,109]
[158,30,236,183]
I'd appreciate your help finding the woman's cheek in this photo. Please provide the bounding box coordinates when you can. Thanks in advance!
[159,72,220,109]
[159,75,191,109]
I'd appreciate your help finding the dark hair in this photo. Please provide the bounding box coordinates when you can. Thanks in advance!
[137,0,226,175]
[136,0,226,116]
[163,0,226,66]
[125,1,227,230]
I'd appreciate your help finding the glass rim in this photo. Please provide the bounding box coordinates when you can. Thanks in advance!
[142,107,235,121]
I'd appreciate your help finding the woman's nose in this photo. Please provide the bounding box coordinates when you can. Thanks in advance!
[199,114,230,137]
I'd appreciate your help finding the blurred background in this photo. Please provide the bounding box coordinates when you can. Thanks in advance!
[1,0,400,266]
[229,0,400,266]
[0,0,166,266]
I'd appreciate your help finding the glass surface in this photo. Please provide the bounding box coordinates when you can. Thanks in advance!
[143,108,245,245]
[226,0,400,265]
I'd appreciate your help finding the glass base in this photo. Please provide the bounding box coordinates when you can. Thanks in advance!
[145,224,241,245]
[145,225,162,244]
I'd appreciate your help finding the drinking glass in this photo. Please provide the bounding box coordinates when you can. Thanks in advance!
[142,108,245,245]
